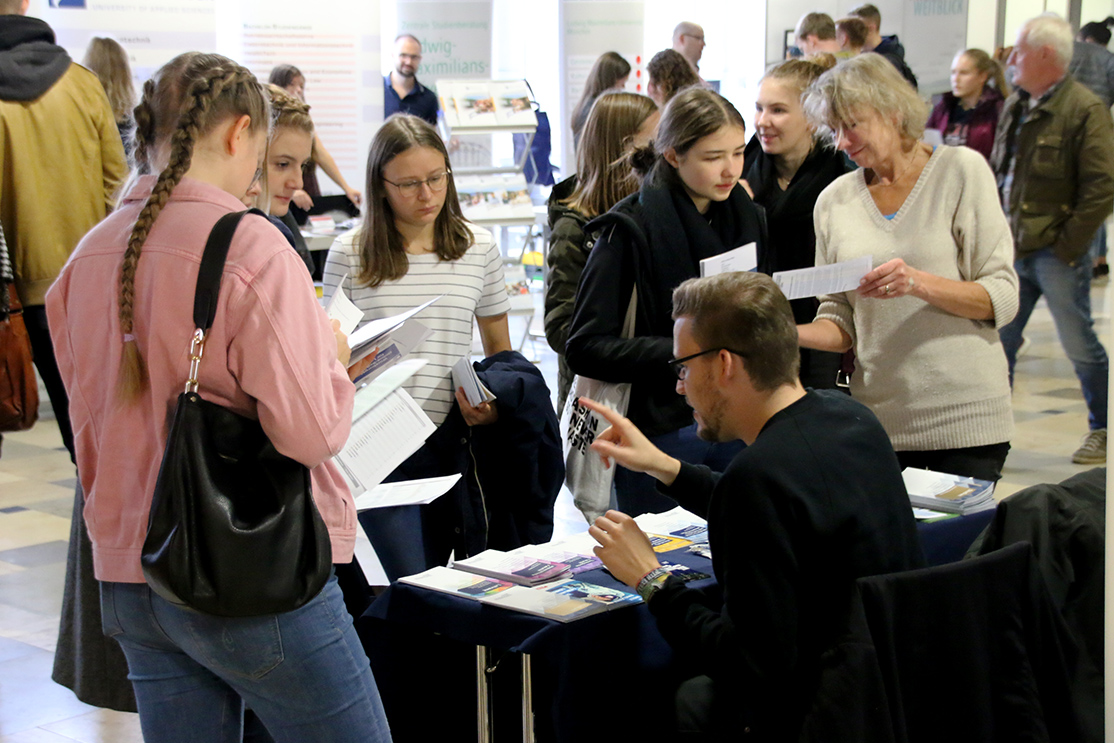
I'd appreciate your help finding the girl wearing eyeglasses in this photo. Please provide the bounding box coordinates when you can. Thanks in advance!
[322,114,512,580]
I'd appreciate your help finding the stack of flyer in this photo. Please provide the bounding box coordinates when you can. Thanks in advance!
[453,549,571,586]
[902,468,996,516]
[400,566,640,623]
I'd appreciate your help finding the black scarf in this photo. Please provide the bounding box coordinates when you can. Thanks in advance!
[745,137,851,277]
[0,16,71,102]
[636,164,765,314]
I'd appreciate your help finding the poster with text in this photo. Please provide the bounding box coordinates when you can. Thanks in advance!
[216,0,380,197]
[396,0,493,85]
[560,0,644,164]
[903,0,968,95]
[28,0,216,85]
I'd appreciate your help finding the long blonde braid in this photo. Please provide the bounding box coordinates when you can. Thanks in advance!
[117,54,266,400]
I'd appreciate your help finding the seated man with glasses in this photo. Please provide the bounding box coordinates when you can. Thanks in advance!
[384,33,438,125]
[582,271,923,742]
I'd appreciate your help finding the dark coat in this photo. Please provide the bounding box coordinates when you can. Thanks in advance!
[990,76,1114,264]
[543,175,591,410]
[744,138,851,389]
[801,542,1102,743]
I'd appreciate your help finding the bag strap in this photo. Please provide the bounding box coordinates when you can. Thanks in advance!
[193,208,266,331]
[620,288,637,340]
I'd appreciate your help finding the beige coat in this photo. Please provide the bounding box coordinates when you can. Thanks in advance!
[0,63,127,304]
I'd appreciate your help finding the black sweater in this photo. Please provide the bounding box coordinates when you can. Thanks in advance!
[650,390,925,741]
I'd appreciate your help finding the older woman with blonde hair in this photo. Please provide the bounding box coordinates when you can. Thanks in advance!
[797,53,1019,482]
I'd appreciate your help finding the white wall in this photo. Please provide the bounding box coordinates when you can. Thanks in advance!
[967,0,1000,54]
[645,0,766,138]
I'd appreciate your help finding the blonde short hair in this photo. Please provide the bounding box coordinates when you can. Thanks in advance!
[802,53,927,147]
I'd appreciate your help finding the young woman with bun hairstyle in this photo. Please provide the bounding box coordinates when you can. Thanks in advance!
[566,87,764,515]
[745,54,851,390]
[546,91,659,410]
[926,48,1007,161]
[46,52,391,742]
[571,51,632,149]
[322,113,513,581]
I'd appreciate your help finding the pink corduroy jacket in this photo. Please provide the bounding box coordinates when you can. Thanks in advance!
[46,176,357,583]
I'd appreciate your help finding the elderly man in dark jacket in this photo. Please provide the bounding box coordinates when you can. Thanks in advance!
[991,13,1114,466]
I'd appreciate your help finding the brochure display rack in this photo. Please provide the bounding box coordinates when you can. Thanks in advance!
[437,79,538,228]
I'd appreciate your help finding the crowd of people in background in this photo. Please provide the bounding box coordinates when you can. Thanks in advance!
[1,0,1111,740]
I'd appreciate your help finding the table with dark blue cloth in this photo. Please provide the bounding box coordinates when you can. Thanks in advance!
[360,512,992,742]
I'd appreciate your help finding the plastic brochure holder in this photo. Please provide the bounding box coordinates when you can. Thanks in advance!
[436,79,539,229]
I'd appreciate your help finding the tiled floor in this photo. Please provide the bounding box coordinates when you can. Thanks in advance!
[0,283,1107,742]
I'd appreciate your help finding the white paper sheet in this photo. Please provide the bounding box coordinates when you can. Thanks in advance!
[353,474,461,510]
[901,467,963,497]
[773,256,874,300]
[335,388,435,497]
[325,274,363,335]
[699,242,757,277]
[351,358,428,421]
[352,522,389,586]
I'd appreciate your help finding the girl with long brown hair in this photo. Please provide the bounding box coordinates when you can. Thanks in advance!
[45,52,391,741]
[82,36,136,155]
[322,113,512,580]
[571,51,632,149]
[546,91,658,410]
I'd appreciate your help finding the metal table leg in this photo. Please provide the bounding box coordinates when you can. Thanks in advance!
[522,652,535,743]
[477,645,492,743]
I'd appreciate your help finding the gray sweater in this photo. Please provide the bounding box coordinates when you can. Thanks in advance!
[814,145,1018,451]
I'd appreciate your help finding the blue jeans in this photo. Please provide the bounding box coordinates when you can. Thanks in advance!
[999,248,1108,430]
[1090,222,1107,262]
[101,574,392,743]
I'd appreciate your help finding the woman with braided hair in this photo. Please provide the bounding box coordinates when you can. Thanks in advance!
[45,53,392,742]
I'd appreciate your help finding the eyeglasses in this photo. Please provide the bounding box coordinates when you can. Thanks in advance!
[399,53,422,62]
[383,171,451,197]
[667,347,747,380]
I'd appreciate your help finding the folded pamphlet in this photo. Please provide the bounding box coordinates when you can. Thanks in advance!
[452,357,496,407]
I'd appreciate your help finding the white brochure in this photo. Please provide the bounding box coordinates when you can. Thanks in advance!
[451,357,496,407]
[346,295,442,363]
[325,275,363,335]
[699,242,757,277]
[773,256,874,300]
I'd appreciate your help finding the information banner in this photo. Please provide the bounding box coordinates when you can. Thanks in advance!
[903,0,968,94]
[396,0,493,85]
[560,0,644,165]
[28,0,216,83]
[216,0,380,195]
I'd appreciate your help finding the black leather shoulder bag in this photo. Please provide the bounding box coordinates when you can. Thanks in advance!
[142,209,332,617]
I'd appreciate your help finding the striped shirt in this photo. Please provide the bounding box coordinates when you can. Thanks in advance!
[322,224,510,426]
